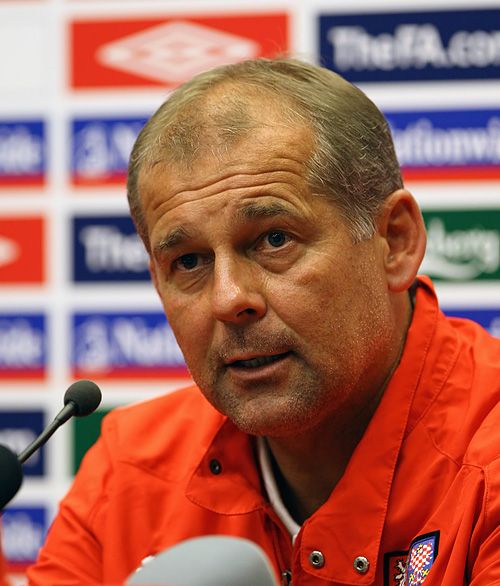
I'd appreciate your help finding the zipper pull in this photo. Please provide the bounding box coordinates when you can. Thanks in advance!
[281,570,292,585]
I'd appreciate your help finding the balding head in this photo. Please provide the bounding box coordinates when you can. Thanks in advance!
[128,58,403,251]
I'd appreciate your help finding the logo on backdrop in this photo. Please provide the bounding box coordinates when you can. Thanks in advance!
[1,506,48,571]
[319,9,500,82]
[421,209,500,281]
[0,314,47,379]
[72,312,188,379]
[70,13,289,88]
[0,217,44,283]
[0,411,45,475]
[0,120,45,187]
[71,116,147,186]
[386,109,500,181]
[72,216,149,282]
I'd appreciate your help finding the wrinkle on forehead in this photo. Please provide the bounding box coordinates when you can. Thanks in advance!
[142,165,313,227]
[140,120,315,211]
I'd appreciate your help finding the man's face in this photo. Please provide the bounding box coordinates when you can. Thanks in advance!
[140,111,399,438]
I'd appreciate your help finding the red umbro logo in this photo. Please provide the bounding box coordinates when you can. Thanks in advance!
[70,13,289,89]
[0,217,45,284]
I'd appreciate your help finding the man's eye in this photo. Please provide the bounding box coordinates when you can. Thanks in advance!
[175,253,199,271]
[266,231,288,248]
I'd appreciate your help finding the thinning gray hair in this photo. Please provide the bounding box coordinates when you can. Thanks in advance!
[127,58,403,251]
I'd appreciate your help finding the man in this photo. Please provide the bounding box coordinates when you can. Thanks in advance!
[28,59,500,585]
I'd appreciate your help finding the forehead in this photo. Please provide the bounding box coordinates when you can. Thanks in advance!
[138,111,316,223]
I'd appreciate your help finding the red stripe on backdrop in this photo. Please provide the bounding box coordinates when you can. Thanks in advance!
[71,173,127,187]
[0,369,46,380]
[0,175,45,187]
[72,367,190,380]
[402,165,500,181]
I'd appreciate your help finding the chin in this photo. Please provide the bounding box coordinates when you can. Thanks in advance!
[223,401,320,438]
[197,372,338,437]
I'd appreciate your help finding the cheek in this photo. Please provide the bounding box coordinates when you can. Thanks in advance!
[266,270,343,349]
[282,252,387,348]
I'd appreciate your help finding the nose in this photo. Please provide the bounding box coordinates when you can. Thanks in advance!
[210,255,267,324]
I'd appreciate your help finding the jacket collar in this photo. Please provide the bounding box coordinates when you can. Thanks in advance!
[186,415,264,515]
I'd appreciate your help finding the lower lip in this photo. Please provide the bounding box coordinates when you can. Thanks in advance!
[226,353,292,382]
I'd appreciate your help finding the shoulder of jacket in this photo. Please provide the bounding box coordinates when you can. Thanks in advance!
[419,315,500,468]
[99,385,225,466]
[463,398,500,468]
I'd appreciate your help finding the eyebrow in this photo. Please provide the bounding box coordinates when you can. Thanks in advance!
[236,200,297,221]
[154,226,192,256]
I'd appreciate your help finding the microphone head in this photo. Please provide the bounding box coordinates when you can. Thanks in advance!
[64,379,102,417]
[0,444,23,510]
[127,535,277,586]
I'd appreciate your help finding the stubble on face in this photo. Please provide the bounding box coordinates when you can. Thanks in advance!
[186,261,396,440]
[191,324,324,437]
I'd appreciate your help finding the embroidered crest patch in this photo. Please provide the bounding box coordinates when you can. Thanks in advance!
[384,531,440,586]
[406,532,440,585]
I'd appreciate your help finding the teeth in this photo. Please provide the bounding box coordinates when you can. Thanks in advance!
[235,354,284,368]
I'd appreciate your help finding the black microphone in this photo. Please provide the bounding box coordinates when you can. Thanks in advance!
[0,380,102,510]
[0,445,23,511]
[18,379,102,464]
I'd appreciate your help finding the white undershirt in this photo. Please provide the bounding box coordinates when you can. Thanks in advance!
[257,436,301,543]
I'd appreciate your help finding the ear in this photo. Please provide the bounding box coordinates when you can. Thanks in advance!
[376,189,426,293]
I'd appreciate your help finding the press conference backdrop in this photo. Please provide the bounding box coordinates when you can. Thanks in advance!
[0,0,499,583]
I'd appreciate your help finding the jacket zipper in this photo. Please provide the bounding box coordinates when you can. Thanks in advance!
[281,570,292,585]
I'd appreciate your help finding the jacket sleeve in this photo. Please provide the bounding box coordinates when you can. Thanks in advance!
[468,458,500,585]
[25,425,115,586]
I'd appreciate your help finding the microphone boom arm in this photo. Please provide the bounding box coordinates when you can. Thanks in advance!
[17,403,76,464]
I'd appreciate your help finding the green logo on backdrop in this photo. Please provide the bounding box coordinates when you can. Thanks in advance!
[421,209,500,281]
[72,408,113,475]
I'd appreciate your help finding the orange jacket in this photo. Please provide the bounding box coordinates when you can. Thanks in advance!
[27,277,500,586]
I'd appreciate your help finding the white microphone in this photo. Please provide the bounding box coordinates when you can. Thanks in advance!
[126,536,278,586]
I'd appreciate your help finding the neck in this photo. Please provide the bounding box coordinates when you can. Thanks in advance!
[265,383,384,524]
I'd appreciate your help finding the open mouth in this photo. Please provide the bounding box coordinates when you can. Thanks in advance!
[229,352,291,369]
